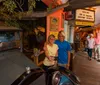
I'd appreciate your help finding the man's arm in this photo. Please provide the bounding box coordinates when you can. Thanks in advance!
[68,51,71,66]
[66,42,71,68]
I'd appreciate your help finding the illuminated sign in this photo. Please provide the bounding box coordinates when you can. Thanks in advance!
[76,9,95,22]
[75,21,94,26]
[65,11,75,20]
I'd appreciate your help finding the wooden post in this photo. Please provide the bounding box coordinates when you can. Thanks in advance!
[34,56,38,66]
[20,32,23,52]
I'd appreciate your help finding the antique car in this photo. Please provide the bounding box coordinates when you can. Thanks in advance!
[0,49,80,85]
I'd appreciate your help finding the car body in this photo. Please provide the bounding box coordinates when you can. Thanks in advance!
[0,49,38,85]
[0,49,80,85]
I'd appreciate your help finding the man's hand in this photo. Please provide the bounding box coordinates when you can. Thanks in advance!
[66,63,70,69]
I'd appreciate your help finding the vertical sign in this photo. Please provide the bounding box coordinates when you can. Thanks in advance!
[50,17,59,31]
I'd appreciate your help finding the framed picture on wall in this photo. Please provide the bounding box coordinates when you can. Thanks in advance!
[50,17,59,31]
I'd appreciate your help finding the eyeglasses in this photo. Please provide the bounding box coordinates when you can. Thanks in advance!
[50,38,55,40]
[59,36,64,37]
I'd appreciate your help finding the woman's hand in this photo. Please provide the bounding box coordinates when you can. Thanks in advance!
[47,56,52,61]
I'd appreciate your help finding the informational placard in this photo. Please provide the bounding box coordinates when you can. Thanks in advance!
[76,9,95,22]
[50,17,59,31]
[65,11,75,20]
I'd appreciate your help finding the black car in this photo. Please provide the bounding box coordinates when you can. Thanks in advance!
[0,49,80,85]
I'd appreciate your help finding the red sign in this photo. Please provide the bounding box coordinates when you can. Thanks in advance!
[42,0,63,8]
[65,11,74,20]
[42,0,53,6]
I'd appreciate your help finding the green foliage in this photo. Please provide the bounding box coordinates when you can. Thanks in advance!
[5,20,19,27]
[3,0,17,13]
[47,4,52,12]
[4,20,36,31]
[0,0,36,30]
[28,0,36,12]
[0,0,17,19]
[0,0,36,19]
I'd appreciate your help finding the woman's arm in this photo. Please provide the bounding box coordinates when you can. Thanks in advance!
[43,43,52,61]
[39,50,44,55]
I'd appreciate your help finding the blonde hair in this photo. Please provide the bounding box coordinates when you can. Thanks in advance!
[58,30,65,37]
[48,34,55,42]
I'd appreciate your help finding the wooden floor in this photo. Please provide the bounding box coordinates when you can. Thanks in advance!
[24,50,100,85]
[73,51,100,85]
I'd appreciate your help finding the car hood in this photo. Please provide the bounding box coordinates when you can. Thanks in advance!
[0,49,38,85]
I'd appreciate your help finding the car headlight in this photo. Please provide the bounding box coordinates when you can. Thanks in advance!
[59,75,74,85]
[52,71,61,85]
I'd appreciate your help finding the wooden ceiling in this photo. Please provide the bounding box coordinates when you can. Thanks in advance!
[64,0,100,11]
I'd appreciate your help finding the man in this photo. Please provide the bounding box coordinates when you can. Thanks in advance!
[86,34,95,60]
[55,30,71,69]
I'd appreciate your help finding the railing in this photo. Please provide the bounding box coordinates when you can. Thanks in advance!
[31,49,45,66]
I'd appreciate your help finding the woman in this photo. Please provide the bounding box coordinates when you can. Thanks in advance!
[55,30,71,69]
[43,34,58,71]
[94,31,100,61]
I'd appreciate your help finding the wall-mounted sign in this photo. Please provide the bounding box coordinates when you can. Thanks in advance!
[76,9,95,22]
[50,17,59,31]
[75,21,94,26]
[65,11,75,20]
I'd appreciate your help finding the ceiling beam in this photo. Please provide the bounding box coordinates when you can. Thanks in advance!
[21,2,69,19]
[64,0,100,11]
